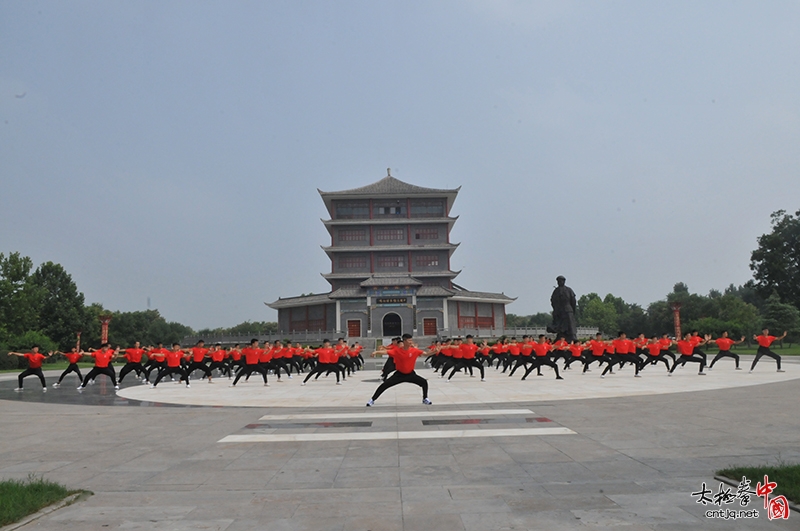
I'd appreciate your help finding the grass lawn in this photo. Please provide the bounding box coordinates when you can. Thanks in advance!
[0,361,97,374]
[0,476,79,526]
[717,463,800,505]
[729,344,800,356]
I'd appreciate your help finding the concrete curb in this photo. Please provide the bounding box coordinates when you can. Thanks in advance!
[714,475,799,515]
[0,491,91,531]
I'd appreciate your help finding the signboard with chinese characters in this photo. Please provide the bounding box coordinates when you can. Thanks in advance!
[367,288,416,298]
[376,297,408,305]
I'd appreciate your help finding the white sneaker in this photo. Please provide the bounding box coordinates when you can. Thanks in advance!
[114,385,120,390]
[698,372,706,376]
[422,398,432,405]
[288,375,293,379]
[777,369,785,373]
[13,388,22,392]
[749,370,753,374]
[150,384,156,389]
[77,386,85,390]
[336,381,342,385]
[52,383,60,388]
[301,382,306,386]
[667,373,672,377]
[42,387,47,392]
[600,375,605,379]
[366,399,374,407]
[735,367,742,370]
[89,380,95,385]
[481,378,486,382]
[634,374,641,378]
[186,384,191,388]
[264,383,270,387]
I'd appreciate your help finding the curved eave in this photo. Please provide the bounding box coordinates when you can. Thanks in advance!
[321,216,459,236]
[322,270,461,280]
[321,243,460,255]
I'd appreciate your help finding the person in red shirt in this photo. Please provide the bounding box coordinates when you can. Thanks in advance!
[603,332,642,377]
[302,339,344,385]
[378,337,402,381]
[207,343,231,379]
[334,338,355,378]
[563,340,587,371]
[668,333,707,375]
[151,342,192,388]
[228,343,243,374]
[521,335,563,380]
[439,337,466,379]
[658,334,677,364]
[582,333,609,374]
[230,339,269,386]
[640,336,672,372]
[351,342,364,368]
[8,345,52,391]
[144,343,169,382]
[689,330,708,364]
[706,331,745,370]
[367,334,432,406]
[118,341,147,385]
[78,343,120,390]
[187,340,213,382]
[446,335,485,381]
[490,338,508,370]
[53,347,85,388]
[750,328,787,372]
[508,335,534,376]
[550,336,570,367]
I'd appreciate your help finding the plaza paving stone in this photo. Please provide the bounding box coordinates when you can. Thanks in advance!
[0,357,797,530]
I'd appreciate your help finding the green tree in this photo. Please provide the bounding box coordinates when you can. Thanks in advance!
[0,252,43,343]
[29,261,90,350]
[760,293,800,342]
[577,293,618,334]
[750,209,800,310]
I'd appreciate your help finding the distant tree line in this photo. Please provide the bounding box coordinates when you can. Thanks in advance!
[0,252,277,370]
[507,209,800,343]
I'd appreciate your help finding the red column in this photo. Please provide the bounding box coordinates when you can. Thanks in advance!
[99,315,112,344]
[670,302,682,339]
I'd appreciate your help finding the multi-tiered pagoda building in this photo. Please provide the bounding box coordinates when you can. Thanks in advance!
[268,172,514,338]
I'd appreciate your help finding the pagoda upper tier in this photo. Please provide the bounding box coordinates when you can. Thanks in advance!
[318,173,462,290]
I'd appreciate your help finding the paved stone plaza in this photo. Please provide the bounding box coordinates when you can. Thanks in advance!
[0,357,798,530]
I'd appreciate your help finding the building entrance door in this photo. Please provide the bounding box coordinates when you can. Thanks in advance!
[423,318,437,336]
[382,313,402,337]
[347,319,361,338]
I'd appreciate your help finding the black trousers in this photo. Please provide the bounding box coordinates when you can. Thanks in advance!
[371,370,428,400]
[381,357,396,381]
[118,362,145,383]
[669,354,706,373]
[153,366,190,386]
[57,363,83,384]
[750,346,781,370]
[582,355,608,373]
[303,362,341,383]
[18,367,46,388]
[232,364,268,385]
[187,361,212,379]
[82,366,117,387]
[144,360,164,380]
[508,356,533,377]
[447,358,483,380]
[563,355,585,369]
[641,354,671,371]
[208,361,230,376]
[522,357,561,379]
[709,350,740,369]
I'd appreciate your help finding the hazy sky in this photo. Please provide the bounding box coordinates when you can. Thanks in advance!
[2,1,799,330]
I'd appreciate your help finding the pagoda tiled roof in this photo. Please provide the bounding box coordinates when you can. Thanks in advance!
[319,176,460,197]
[360,275,423,287]
[267,292,333,309]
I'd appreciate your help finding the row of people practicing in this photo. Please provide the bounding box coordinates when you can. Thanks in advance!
[422,328,787,380]
[7,338,365,391]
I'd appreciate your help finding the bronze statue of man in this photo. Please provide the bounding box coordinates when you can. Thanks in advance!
[548,275,577,342]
